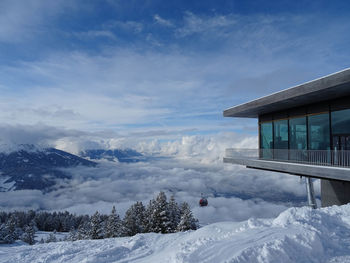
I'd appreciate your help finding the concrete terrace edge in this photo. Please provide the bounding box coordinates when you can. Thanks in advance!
[223,157,350,182]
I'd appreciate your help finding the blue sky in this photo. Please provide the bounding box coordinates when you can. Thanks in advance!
[1,0,350,149]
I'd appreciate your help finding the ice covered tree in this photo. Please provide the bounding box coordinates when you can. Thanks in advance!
[146,192,172,234]
[45,232,57,243]
[104,206,122,238]
[21,224,35,245]
[177,202,198,232]
[67,227,78,241]
[0,223,13,244]
[89,211,103,239]
[123,202,146,236]
[76,222,89,240]
[168,195,181,232]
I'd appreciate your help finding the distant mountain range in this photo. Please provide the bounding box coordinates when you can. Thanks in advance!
[80,149,144,163]
[0,145,144,192]
[0,145,96,192]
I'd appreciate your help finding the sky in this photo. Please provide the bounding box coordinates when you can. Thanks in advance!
[1,0,350,150]
[1,0,342,222]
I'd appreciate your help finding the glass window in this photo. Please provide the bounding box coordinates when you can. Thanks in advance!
[260,122,273,159]
[274,119,288,160]
[331,109,350,135]
[289,117,307,161]
[308,113,330,150]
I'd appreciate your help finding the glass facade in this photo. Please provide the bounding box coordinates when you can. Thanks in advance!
[258,101,350,165]
[273,119,288,160]
[308,113,330,150]
[260,122,273,159]
[259,112,332,162]
[331,109,350,135]
[289,117,307,161]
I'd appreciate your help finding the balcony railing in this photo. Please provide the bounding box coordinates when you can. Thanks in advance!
[225,148,350,168]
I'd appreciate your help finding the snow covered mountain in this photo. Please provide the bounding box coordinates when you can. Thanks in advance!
[80,149,143,163]
[2,204,350,263]
[0,145,96,192]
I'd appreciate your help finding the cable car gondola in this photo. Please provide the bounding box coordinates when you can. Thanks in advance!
[199,194,208,207]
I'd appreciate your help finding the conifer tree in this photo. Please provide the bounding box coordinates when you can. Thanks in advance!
[68,227,77,241]
[177,202,198,232]
[123,201,146,236]
[76,222,89,240]
[21,224,35,245]
[168,195,181,232]
[147,192,172,234]
[105,206,122,238]
[46,232,57,243]
[89,211,103,239]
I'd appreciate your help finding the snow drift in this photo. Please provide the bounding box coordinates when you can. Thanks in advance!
[1,204,350,263]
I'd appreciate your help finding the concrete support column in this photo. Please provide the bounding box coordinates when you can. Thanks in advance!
[305,177,317,209]
[321,179,350,207]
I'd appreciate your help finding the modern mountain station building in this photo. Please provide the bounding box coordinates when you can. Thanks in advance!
[223,68,350,208]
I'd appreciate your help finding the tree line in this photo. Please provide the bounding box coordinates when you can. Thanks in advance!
[0,192,198,245]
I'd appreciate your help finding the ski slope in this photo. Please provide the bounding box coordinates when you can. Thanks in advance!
[1,205,350,263]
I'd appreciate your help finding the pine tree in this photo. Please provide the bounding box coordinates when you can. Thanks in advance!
[76,223,89,240]
[68,227,77,241]
[168,195,181,232]
[147,192,172,234]
[89,211,103,239]
[123,202,146,236]
[21,225,35,245]
[105,206,122,238]
[177,202,198,232]
[5,215,18,243]
[0,223,12,244]
[0,215,18,244]
[45,232,57,243]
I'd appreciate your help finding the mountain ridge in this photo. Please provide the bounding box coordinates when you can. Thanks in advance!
[0,146,96,192]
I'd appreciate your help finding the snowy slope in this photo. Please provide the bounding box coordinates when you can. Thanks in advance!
[2,205,350,263]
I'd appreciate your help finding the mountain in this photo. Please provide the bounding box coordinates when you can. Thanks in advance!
[0,145,96,192]
[80,149,143,163]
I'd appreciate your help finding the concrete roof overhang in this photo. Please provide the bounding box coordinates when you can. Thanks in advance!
[223,68,350,118]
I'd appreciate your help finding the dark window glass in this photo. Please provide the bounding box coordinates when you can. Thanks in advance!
[331,109,350,135]
[274,119,288,160]
[260,122,273,159]
[289,117,307,161]
[308,113,330,150]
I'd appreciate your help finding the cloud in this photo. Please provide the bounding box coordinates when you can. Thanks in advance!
[0,10,348,137]
[74,30,117,40]
[104,20,144,34]
[0,157,311,224]
[0,130,315,224]
[176,12,236,37]
[0,0,73,43]
[154,14,174,27]
[0,124,86,150]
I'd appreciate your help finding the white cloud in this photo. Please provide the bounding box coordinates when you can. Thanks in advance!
[154,14,174,27]
[74,30,117,40]
[0,130,314,224]
[176,12,236,37]
[0,157,310,224]
[0,0,73,42]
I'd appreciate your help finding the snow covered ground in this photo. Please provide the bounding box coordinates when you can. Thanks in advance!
[1,204,350,263]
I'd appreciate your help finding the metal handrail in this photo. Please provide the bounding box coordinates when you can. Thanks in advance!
[225,148,350,168]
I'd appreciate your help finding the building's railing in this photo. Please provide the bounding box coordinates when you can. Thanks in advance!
[225,148,350,168]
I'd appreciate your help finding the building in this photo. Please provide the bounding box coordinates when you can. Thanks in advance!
[223,68,350,207]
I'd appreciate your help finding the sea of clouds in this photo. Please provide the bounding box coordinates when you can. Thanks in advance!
[0,131,319,225]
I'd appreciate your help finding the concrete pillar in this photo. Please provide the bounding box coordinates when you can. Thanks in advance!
[305,177,317,209]
[321,179,350,207]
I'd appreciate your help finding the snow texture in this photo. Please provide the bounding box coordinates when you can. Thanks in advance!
[1,204,350,263]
